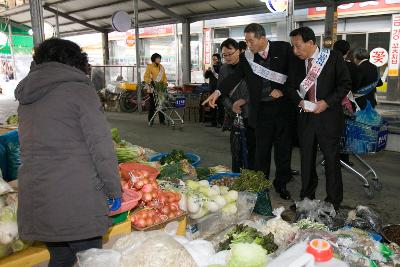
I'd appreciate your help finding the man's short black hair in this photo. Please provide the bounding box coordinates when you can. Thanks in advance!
[220,38,239,50]
[290,27,316,45]
[212,53,221,62]
[353,48,370,60]
[238,41,247,51]
[33,38,88,73]
[244,23,266,38]
[151,53,162,62]
[333,40,350,56]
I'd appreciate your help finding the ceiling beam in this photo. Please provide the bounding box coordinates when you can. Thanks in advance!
[140,0,184,21]
[43,4,106,33]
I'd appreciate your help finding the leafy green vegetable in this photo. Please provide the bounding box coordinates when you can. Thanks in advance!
[111,128,121,144]
[159,162,185,180]
[227,243,267,267]
[218,224,278,254]
[160,149,192,165]
[116,147,144,163]
[195,167,210,180]
[230,169,272,193]
[6,115,18,125]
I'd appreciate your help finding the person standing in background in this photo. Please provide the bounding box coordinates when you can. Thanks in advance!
[144,53,168,126]
[353,48,383,110]
[204,53,222,127]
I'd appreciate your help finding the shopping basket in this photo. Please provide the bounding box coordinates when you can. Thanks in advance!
[339,119,388,198]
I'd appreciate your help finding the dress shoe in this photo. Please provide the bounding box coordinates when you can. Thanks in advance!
[290,169,300,175]
[273,182,291,200]
[290,203,296,211]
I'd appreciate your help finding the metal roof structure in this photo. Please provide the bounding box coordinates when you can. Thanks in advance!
[0,0,371,36]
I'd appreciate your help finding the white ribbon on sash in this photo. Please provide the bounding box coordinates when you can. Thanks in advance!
[244,50,287,85]
[210,66,219,79]
[298,48,330,99]
[155,65,165,82]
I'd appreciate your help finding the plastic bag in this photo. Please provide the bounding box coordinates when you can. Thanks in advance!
[355,100,382,126]
[186,192,257,240]
[347,205,383,233]
[76,249,122,267]
[123,234,197,267]
[0,177,14,196]
[182,239,215,267]
[0,130,20,182]
[253,189,273,216]
[295,198,336,229]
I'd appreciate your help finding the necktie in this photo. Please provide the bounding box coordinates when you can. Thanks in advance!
[306,58,316,102]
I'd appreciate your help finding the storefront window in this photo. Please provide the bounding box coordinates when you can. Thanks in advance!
[346,33,367,50]
[368,32,390,52]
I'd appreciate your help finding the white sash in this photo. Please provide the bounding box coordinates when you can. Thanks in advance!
[211,66,219,79]
[298,48,330,99]
[244,50,287,84]
[155,65,165,83]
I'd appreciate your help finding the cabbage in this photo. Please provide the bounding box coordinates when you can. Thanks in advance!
[227,243,267,267]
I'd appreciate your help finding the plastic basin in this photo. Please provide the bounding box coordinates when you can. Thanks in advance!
[207,172,240,182]
[109,193,141,217]
[119,162,160,181]
[148,152,201,167]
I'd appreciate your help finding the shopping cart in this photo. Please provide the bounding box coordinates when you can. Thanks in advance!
[340,118,389,198]
[148,85,185,129]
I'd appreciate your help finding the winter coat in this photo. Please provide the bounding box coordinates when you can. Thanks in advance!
[15,62,121,242]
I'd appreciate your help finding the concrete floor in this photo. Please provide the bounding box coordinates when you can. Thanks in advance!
[107,111,400,225]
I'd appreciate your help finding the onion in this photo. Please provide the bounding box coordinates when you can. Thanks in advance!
[145,217,154,227]
[134,180,144,190]
[142,178,150,185]
[142,192,153,202]
[154,216,162,224]
[135,218,146,228]
[170,204,178,212]
[161,206,170,215]
[151,191,158,199]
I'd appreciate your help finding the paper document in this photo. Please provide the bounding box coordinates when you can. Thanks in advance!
[304,100,317,112]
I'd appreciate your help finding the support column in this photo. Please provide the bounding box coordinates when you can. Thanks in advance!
[181,19,191,84]
[29,0,44,46]
[55,6,60,38]
[286,0,295,38]
[175,23,180,85]
[133,0,142,112]
[323,0,338,48]
[8,21,17,80]
[102,32,110,65]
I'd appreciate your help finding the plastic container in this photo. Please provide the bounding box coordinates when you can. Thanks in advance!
[119,162,160,181]
[207,172,240,183]
[148,152,201,167]
[268,241,349,267]
[306,239,333,262]
[110,211,129,225]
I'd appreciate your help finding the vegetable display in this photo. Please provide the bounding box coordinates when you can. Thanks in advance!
[218,224,278,254]
[230,169,271,193]
[182,180,238,219]
[158,160,196,182]
[227,243,268,267]
[111,128,121,144]
[160,149,192,165]
[5,115,18,125]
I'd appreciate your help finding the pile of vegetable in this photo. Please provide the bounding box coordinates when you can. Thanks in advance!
[218,224,278,254]
[209,165,231,174]
[226,243,268,267]
[160,149,192,165]
[5,115,18,125]
[181,180,239,219]
[124,171,185,229]
[195,167,210,180]
[230,169,271,193]
[159,159,196,182]
[111,128,147,163]
[210,176,236,187]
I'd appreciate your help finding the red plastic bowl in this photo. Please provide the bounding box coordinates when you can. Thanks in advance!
[119,162,160,181]
[109,191,142,216]
[306,239,334,262]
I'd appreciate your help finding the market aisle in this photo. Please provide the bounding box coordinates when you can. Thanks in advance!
[107,111,400,225]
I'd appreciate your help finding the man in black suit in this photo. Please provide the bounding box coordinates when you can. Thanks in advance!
[203,23,294,200]
[353,48,383,110]
[204,53,222,127]
[285,27,351,209]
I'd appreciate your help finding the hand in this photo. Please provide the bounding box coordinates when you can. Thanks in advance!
[298,100,313,112]
[269,89,283,99]
[313,100,328,114]
[232,99,247,114]
[108,197,122,212]
[202,91,220,108]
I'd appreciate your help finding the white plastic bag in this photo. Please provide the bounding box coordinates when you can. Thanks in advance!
[181,239,215,267]
[76,249,122,267]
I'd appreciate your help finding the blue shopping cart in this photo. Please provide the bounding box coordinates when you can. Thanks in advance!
[339,119,388,198]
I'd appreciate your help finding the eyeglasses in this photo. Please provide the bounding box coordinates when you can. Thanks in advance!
[222,49,238,58]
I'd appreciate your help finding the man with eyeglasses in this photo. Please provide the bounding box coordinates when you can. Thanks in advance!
[203,23,296,200]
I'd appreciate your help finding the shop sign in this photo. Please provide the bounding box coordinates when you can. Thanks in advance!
[204,28,211,65]
[388,14,400,76]
[370,47,389,67]
[307,0,400,18]
[126,35,135,47]
[260,0,288,13]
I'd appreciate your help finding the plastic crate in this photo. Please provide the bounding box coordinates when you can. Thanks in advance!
[341,119,388,155]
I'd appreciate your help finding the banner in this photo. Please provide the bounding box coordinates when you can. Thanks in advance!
[388,14,400,76]
[204,28,211,65]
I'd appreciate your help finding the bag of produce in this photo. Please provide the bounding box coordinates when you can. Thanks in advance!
[347,205,383,233]
[77,249,122,267]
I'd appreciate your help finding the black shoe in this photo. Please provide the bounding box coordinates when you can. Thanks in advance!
[273,182,291,200]
[290,169,300,175]
[290,203,296,211]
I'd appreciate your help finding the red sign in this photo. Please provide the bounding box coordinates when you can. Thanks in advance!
[204,28,211,65]
[389,14,400,76]
[308,0,400,18]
